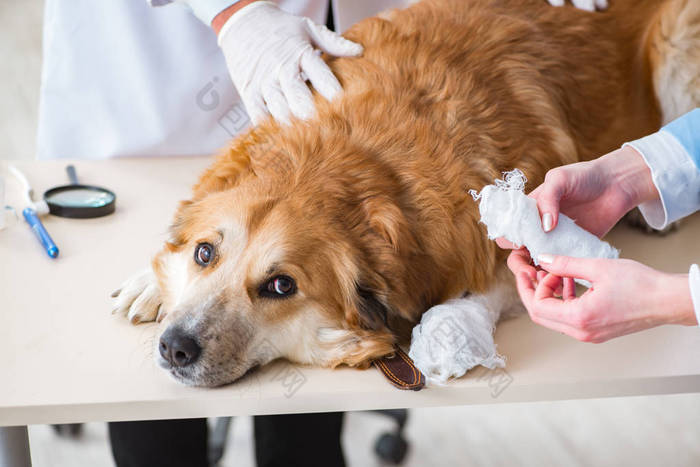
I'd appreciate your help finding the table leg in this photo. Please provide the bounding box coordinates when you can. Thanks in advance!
[0,426,32,467]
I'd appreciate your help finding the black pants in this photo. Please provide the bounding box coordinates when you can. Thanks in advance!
[108,413,345,467]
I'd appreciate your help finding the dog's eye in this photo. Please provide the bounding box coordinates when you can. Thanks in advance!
[194,243,214,266]
[261,275,296,298]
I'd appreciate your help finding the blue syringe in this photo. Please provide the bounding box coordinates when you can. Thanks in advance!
[22,207,59,258]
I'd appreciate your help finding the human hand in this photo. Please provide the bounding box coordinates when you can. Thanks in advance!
[217,1,363,125]
[530,145,659,237]
[508,250,697,342]
[546,0,608,11]
[496,145,657,250]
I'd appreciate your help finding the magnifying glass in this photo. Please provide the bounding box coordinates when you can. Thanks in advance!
[43,165,116,218]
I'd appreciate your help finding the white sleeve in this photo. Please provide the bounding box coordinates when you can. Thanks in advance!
[623,131,700,230]
[690,264,700,327]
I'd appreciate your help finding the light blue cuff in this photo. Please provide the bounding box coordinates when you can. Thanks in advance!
[148,0,240,25]
[663,108,700,171]
[624,130,700,230]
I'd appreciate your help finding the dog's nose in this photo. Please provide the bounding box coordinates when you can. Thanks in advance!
[159,327,201,367]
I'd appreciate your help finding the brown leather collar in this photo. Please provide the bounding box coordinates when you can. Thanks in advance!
[373,347,425,391]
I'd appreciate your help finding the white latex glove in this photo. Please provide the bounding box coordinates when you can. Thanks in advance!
[546,0,608,11]
[218,1,363,125]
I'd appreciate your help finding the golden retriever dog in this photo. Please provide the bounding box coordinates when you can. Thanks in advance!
[113,0,699,386]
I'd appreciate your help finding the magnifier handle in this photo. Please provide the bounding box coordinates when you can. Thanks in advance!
[66,165,79,185]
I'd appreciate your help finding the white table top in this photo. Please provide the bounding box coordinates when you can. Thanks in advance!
[2,158,700,427]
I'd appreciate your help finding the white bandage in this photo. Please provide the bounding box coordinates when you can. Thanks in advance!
[470,169,619,285]
[409,297,504,386]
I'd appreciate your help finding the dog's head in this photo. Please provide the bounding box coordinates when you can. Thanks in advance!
[151,135,425,386]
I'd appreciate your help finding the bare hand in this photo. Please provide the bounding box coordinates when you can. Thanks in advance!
[509,251,697,342]
[496,145,658,250]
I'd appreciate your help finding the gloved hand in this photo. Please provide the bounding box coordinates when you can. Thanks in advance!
[218,1,363,125]
[546,0,608,11]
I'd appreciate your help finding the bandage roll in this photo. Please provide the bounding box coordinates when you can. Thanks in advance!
[470,169,619,285]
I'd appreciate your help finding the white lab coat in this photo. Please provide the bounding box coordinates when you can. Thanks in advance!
[37,0,405,160]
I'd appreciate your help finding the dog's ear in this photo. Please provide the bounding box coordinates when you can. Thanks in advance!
[360,195,405,250]
[355,285,389,331]
[167,199,195,248]
[317,251,396,369]
[191,130,266,199]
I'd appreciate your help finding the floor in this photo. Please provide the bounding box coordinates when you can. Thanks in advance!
[7,1,700,466]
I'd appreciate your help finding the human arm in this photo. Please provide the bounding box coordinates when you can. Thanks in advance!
[149,1,363,125]
[498,109,700,253]
[508,251,698,342]
[147,0,245,26]
[496,101,697,248]
[501,109,700,340]
[211,1,256,34]
[529,145,658,236]
[216,1,362,125]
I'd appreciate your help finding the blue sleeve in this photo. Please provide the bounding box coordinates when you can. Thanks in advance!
[663,108,700,170]
[624,107,700,229]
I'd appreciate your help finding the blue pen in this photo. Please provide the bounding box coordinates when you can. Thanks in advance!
[22,207,59,259]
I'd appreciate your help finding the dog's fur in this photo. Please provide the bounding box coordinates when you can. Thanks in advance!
[114,0,700,386]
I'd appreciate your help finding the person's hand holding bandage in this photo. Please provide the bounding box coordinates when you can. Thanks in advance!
[496,146,657,248]
[500,144,700,342]
[215,1,363,125]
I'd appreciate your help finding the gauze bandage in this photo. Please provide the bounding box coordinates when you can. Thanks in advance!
[470,169,619,285]
[409,293,507,386]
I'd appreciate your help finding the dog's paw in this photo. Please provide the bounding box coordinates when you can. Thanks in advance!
[111,269,164,324]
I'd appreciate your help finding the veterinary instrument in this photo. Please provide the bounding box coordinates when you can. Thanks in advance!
[8,165,59,258]
[43,165,116,218]
[22,207,59,258]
